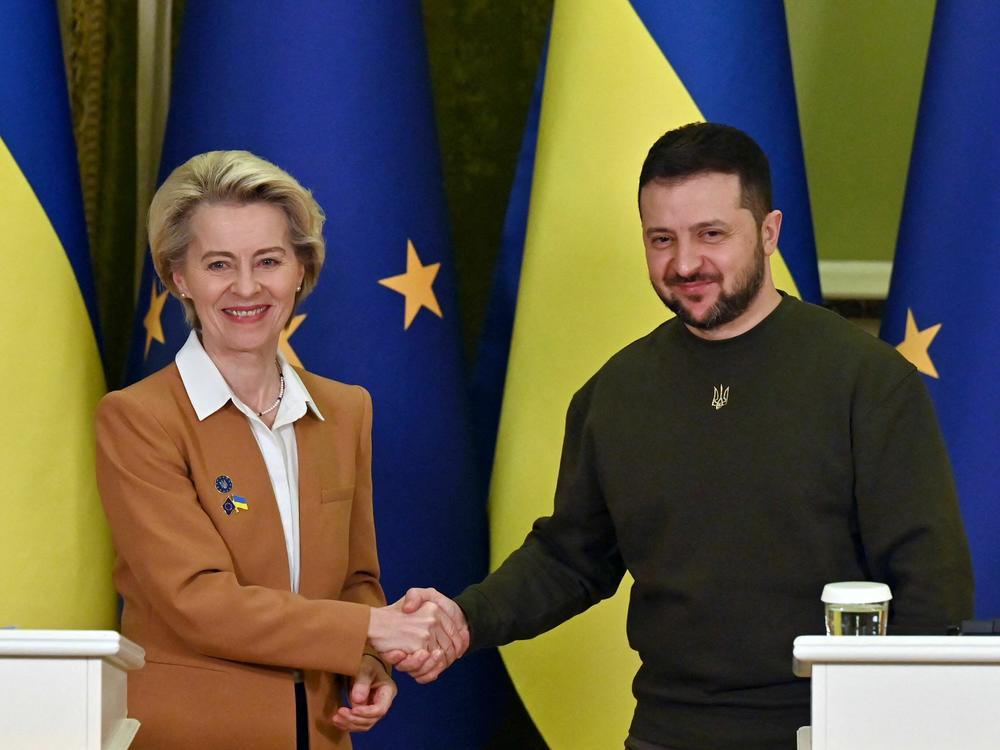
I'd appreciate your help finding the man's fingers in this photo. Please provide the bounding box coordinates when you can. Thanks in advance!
[432,622,456,661]
[379,649,408,665]
[414,662,448,684]
[388,648,432,672]
[445,622,466,658]
[408,646,457,683]
[402,587,433,613]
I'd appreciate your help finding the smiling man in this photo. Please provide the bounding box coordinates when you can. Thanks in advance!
[391,123,974,750]
[641,169,778,339]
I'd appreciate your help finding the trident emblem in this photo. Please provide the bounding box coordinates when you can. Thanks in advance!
[711,385,729,410]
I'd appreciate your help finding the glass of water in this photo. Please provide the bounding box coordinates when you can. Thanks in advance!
[822,581,892,636]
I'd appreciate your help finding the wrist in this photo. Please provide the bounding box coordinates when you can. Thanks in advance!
[367,605,389,641]
[362,651,391,675]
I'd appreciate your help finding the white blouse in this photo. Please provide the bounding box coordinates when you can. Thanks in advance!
[174,331,324,593]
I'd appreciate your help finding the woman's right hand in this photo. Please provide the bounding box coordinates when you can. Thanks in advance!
[367,596,463,662]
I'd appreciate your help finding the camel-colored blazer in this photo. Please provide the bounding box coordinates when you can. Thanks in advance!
[96,363,385,750]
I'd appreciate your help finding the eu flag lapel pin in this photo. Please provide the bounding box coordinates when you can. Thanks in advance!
[216,475,249,516]
[222,495,251,515]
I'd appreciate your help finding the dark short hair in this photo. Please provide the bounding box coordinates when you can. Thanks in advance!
[638,122,772,225]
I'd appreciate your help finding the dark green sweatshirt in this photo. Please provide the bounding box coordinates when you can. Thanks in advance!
[456,295,973,750]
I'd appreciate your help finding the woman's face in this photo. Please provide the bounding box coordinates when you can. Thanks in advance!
[172,201,305,361]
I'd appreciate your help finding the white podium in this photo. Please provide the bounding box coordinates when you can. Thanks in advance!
[793,635,1000,749]
[0,630,145,750]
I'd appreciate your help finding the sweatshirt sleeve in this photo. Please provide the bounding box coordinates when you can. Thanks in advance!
[456,382,626,649]
[852,367,974,633]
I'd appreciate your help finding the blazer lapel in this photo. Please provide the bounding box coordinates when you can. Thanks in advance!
[197,403,291,590]
[295,413,325,598]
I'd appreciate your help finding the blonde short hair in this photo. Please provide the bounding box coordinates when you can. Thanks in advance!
[148,150,326,328]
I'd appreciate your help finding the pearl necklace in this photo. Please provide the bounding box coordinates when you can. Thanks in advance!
[257,363,285,417]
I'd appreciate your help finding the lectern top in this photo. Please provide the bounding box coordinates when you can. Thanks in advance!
[0,629,145,670]
[792,635,1000,677]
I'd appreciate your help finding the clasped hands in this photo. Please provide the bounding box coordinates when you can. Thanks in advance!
[368,587,469,683]
[334,588,465,731]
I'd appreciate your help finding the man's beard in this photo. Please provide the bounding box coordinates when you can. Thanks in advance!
[655,238,766,330]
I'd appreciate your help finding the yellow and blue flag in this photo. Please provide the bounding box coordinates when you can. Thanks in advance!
[881,2,1000,617]
[124,3,506,746]
[477,2,819,747]
[0,2,115,627]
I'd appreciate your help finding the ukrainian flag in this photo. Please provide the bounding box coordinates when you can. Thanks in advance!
[482,2,818,746]
[0,2,115,627]
[125,3,505,746]
[881,2,1000,617]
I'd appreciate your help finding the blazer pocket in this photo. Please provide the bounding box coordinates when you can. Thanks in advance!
[321,486,354,504]
[144,656,229,674]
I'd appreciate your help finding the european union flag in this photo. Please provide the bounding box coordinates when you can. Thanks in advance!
[880,2,1000,616]
[125,3,504,746]
[1,0,115,628]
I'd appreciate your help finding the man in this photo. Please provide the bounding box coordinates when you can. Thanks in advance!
[387,123,974,749]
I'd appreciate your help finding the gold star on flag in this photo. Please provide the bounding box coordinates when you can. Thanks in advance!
[143,281,169,358]
[896,308,941,378]
[279,314,307,368]
[378,239,442,329]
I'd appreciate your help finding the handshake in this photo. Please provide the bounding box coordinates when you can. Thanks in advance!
[367,587,468,683]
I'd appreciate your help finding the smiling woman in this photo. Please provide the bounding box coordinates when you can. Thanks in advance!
[172,201,305,409]
[94,151,465,750]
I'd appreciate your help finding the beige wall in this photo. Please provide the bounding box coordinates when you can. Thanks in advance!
[788,0,936,264]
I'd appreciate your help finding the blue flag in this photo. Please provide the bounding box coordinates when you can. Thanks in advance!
[880,2,1000,617]
[0,0,115,627]
[125,3,504,746]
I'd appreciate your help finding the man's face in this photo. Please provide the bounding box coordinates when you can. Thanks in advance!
[640,172,780,336]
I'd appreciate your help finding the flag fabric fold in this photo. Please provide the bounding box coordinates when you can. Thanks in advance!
[0,1,115,628]
[470,36,548,490]
[479,1,819,746]
[880,1,1000,617]
[124,3,503,746]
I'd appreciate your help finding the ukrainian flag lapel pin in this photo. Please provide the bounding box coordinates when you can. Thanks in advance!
[215,475,249,516]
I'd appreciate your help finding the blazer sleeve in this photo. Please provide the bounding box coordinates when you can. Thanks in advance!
[96,388,372,677]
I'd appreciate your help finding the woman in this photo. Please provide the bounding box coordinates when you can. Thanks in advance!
[96,151,458,749]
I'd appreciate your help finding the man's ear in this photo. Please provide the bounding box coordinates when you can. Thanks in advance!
[761,209,783,256]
